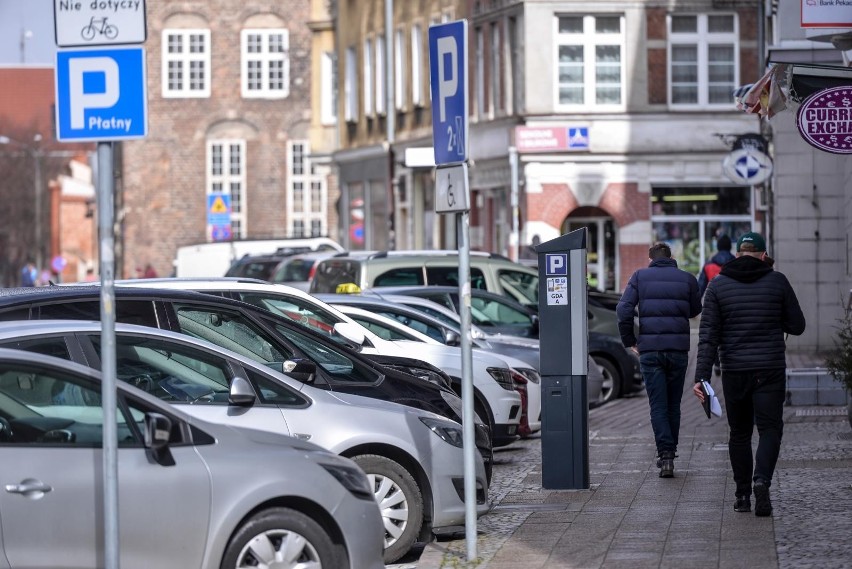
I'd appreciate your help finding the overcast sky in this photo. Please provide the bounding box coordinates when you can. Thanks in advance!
[0,0,58,65]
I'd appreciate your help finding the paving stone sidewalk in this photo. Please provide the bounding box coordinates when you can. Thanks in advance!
[416,331,852,569]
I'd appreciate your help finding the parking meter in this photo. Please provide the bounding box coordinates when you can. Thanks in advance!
[535,228,589,489]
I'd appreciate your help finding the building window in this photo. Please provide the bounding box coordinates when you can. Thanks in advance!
[490,21,500,114]
[364,39,374,116]
[241,29,289,99]
[162,29,211,98]
[344,47,358,122]
[375,35,386,115]
[320,51,337,125]
[288,141,327,237]
[668,13,738,107]
[555,14,624,107]
[411,24,424,107]
[475,26,485,118]
[207,140,246,240]
[394,29,406,110]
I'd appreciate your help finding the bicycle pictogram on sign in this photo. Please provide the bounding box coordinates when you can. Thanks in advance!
[81,17,119,41]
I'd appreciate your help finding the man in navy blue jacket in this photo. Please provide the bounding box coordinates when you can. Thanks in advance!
[617,242,702,478]
[693,232,805,517]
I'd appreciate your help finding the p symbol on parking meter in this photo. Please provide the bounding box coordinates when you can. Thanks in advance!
[546,254,568,276]
[429,20,468,166]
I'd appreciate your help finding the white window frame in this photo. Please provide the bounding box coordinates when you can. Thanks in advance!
[363,38,374,116]
[320,51,337,125]
[554,14,625,111]
[490,21,500,115]
[241,28,290,99]
[206,139,246,241]
[344,47,358,122]
[394,28,406,111]
[475,26,485,118]
[287,141,327,238]
[162,28,211,98]
[375,35,386,115]
[667,13,739,109]
[411,24,424,107]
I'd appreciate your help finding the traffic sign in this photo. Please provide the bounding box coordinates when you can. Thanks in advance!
[211,225,232,242]
[207,194,232,226]
[55,46,148,142]
[435,163,470,213]
[429,20,468,165]
[722,148,773,185]
[54,0,147,47]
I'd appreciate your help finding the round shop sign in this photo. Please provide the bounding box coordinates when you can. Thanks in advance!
[796,85,852,154]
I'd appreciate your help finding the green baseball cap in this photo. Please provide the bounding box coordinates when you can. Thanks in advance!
[736,231,766,252]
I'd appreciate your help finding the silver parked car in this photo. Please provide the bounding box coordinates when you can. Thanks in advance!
[0,321,489,564]
[0,347,384,569]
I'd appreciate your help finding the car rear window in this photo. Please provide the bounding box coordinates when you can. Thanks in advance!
[310,259,361,293]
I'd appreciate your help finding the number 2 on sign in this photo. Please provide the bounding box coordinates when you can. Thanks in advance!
[446,116,465,158]
[446,125,456,153]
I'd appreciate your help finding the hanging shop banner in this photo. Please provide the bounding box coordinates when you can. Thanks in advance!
[796,85,852,154]
[801,1,852,28]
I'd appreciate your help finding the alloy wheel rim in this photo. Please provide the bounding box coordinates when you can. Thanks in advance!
[368,473,410,548]
[236,529,322,569]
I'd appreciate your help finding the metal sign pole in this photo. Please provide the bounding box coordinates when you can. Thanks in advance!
[97,141,120,568]
[457,210,476,561]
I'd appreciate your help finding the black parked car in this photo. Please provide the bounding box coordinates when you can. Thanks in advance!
[0,286,494,479]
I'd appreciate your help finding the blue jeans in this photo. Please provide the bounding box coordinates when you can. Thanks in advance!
[639,351,689,455]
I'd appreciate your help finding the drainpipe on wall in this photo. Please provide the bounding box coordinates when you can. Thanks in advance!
[386,0,397,250]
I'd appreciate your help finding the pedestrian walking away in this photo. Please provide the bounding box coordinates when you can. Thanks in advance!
[616,242,702,478]
[698,234,736,376]
[693,231,806,517]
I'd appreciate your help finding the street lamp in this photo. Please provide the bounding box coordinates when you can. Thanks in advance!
[0,134,45,271]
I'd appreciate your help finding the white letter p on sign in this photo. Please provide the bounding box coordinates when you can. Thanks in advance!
[69,57,119,129]
[436,36,457,123]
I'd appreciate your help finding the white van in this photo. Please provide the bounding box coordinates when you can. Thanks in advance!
[173,237,344,277]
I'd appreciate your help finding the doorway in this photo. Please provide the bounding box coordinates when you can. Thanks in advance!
[562,211,617,292]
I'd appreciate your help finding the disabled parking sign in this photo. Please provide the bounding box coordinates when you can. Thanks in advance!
[55,46,148,142]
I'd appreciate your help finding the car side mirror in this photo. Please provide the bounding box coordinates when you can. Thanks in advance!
[144,412,175,467]
[229,376,257,407]
[333,322,366,347]
[283,358,317,384]
[443,329,461,347]
[530,314,540,335]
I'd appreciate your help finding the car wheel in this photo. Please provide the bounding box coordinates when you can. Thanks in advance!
[353,454,423,564]
[220,507,342,569]
[592,356,621,404]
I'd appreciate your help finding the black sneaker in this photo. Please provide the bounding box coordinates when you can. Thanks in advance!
[734,497,751,512]
[753,481,772,517]
[659,452,674,478]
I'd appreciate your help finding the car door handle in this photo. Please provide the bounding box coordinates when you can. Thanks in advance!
[5,478,53,498]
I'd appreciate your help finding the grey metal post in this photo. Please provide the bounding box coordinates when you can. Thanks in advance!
[456,210,477,561]
[97,141,120,568]
[509,146,519,261]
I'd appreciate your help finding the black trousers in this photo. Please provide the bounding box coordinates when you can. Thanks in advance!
[721,368,786,497]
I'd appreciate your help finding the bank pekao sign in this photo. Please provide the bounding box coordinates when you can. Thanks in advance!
[796,85,852,154]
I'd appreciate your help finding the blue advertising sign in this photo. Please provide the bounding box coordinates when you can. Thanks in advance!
[55,46,147,142]
[428,20,468,165]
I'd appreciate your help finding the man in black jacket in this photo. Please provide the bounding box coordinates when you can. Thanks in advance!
[693,232,806,517]
[617,242,701,478]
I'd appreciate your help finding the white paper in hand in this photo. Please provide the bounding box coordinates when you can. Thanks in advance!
[701,381,722,417]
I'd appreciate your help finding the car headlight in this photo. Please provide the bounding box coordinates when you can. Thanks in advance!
[419,416,464,448]
[320,463,374,500]
[486,366,516,391]
[440,389,487,428]
[515,368,540,384]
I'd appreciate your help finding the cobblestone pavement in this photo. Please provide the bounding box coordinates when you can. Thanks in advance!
[413,330,852,569]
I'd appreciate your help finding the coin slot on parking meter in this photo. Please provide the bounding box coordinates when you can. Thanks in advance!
[535,228,589,489]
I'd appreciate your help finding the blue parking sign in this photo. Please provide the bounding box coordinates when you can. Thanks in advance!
[429,20,468,165]
[55,47,148,142]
